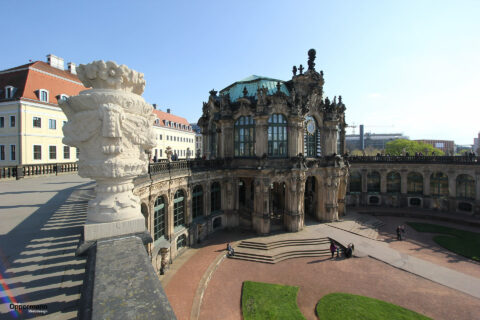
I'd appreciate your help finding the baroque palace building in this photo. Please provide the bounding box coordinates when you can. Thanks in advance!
[134,50,349,268]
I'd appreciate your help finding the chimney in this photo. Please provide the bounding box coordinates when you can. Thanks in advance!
[67,62,76,74]
[46,54,64,70]
[167,108,171,113]
[152,103,157,109]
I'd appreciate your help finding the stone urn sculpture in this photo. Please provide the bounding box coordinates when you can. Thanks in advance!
[59,60,156,241]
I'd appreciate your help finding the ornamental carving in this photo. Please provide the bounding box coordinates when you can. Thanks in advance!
[60,60,155,223]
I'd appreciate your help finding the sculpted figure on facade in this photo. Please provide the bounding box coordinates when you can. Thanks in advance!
[60,60,155,240]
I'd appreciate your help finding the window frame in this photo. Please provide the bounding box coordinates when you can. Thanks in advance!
[9,115,15,128]
[0,116,4,128]
[234,116,256,157]
[173,190,185,227]
[153,196,166,240]
[211,182,221,213]
[33,117,41,128]
[39,89,49,103]
[63,146,70,159]
[33,145,42,160]
[192,185,204,219]
[49,119,57,130]
[49,145,57,160]
[10,144,16,161]
[5,86,14,99]
[268,114,288,157]
[0,145,5,161]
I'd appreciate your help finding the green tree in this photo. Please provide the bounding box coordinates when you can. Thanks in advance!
[385,139,444,156]
[455,148,472,156]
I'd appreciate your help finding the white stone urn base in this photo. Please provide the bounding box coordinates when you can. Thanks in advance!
[84,217,145,242]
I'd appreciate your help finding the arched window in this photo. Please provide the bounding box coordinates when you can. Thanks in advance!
[153,196,166,240]
[349,171,362,193]
[174,190,185,227]
[234,116,255,157]
[211,182,221,213]
[430,172,448,196]
[367,171,380,193]
[192,185,203,219]
[407,172,423,194]
[268,114,287,157]
[304,116,321,157]
[387,172,401,193]
[210,123,217,157]
[456,174,475,200]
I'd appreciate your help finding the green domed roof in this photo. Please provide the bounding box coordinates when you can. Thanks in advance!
[219,75,289,102]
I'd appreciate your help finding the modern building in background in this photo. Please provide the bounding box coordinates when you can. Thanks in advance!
[414,139,454,155]
[346,125,408,152]
[190,123,203,158]
[0,54,85,165]
[151,108,195,160]
[473,132,480,153]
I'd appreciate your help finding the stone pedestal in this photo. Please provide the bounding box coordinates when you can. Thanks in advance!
[60,60,156,242]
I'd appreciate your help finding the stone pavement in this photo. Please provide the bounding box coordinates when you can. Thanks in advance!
[314,220,480,299]
[325,211,384,240]
[0,174,93,319]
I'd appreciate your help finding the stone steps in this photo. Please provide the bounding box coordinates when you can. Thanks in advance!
[230,237,334,264]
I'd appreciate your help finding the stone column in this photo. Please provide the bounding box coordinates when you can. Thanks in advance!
[423,170,431,209]
[448,171,456,211]
[380,169,387,194]
[400,169,408,207]
[255,116,269,157]
[205,182,211,216]
[167,193,175,240]
[252,178,270,234]
[361,169,368,206]
[186,189,192,225]
[288,117,302,157]
[323,120,339,155]
[60,61,156,241]
[285,174,305,232]
[220,120,234,158]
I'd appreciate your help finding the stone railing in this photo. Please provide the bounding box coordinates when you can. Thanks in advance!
[0,162,79,180]
[346,155,480,164]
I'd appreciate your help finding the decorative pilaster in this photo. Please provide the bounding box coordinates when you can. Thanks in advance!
[60,60,155,241]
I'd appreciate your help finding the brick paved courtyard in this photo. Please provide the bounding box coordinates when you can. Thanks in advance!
[164,216,480,320]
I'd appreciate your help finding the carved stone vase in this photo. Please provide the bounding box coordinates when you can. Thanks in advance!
[59,60,156,241]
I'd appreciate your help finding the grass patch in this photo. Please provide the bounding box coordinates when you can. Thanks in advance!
[316,293,431,320]
[406,222,480,261]
[241,281,305,320]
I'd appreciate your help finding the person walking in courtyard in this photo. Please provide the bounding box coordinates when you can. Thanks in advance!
[330,241,337,259]
[396,225,402,240]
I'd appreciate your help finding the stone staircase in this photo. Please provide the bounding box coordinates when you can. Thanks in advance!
[326,212,385,240]
[230,237,333,264]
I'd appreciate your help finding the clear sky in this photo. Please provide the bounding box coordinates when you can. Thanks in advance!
[2,0,479,145]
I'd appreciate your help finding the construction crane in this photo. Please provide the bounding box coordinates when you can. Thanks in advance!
[345,123,394,135]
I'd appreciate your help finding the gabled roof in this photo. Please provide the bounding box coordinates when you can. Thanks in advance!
[0,60,86,104]
[219,75,290,102]
[152,109,192,131]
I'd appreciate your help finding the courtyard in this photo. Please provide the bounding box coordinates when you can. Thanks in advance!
[163,214,480,320]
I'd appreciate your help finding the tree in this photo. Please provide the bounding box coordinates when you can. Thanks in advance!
[385,139,444,156]
[455,148,472,156]
[350,147,382,156]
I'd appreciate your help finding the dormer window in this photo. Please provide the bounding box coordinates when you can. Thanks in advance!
[39,89,49,103]
[5,86,15,99]
[155,119,160,125]
[59,94,69,101]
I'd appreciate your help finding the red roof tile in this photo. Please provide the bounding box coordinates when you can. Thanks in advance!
[152,109,192,131]
[0,60,86,104]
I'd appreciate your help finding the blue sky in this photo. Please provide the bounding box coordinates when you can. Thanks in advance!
[2,0,479,145]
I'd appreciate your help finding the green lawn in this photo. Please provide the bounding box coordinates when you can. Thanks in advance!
[241,281,305,320]
[406,222,480,261]
[316,293,431,320]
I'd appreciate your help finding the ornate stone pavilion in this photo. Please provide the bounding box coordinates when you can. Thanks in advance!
[134,50,349,266]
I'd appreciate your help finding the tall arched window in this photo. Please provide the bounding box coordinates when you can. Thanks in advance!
[192,185,203,219]
[387,172,401,193]
[174,190,185,227]
[367,171,380,193]
[268,114,287,157]
[234,116,255,157]
[430,172,448,196]
[407,172,423,194]
[456,174,475,200]
[211,182,221,213]
[153,196,166,240]
[349,171,362,193]
[304,116,321,157]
